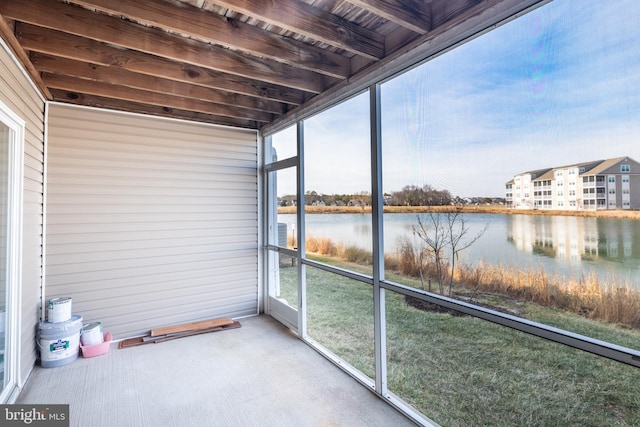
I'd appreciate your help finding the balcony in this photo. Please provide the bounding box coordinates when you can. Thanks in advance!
[17,316,413,427]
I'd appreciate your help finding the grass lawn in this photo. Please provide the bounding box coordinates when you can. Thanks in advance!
[277,261,640,427]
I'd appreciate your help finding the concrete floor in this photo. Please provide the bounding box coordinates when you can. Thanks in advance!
[18,315,416,427]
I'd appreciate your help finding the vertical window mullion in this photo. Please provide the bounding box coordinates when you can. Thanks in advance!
[370,84,386,394]
[297,121,307,338]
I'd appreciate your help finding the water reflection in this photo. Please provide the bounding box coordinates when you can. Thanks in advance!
[280,212,640,282]
[507,215,640,269]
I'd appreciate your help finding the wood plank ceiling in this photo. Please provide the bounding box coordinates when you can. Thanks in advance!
[0,0,484,130]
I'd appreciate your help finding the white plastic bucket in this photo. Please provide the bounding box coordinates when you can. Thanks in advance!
[47,297,72,323]
[38,315,83,368]
[80,322,104,346]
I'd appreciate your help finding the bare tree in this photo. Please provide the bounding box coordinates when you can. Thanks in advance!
[444,207,488,296]
[413,213,448,295]
[413,208,487,296]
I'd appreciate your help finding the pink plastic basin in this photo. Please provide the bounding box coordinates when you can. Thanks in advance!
[80,332,112,358]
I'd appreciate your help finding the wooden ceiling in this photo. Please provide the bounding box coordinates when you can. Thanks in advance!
[0,0,493,130]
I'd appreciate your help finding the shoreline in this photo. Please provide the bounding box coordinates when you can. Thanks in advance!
[278,205,640,220]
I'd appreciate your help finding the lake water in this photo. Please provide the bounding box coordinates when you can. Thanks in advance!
[278,212,640,286]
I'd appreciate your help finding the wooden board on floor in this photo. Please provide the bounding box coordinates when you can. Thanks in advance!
[118,321,241,349]
[150,317,234,337]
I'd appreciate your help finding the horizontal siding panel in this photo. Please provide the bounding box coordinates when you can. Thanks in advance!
[46,185,256,199]
[49,116,256,151]
[45,196,257,207]
[46,211,258,225]
[44,166,255,183]
[25,142,44,167]
[24,164,42,183]
[47,130,257,155]
[82,287,257,320]
[45,225,256,245]
[47,146,255,169]
[46,217,257,235]
[46,240,257,264]
[46,258,257,288]
[46,255,256,285]
[45,202,257,215]
[46,158,256,176]
[24,190,43,204]
[75,277,257,309]
[47,264,257,296]
[46,104,258,338]
[46,249,257,277]
[47,175,257,190]
[23,177,43,194]
[47,234,257,256]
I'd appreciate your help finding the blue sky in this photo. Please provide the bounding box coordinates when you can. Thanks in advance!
[276,0,640,198]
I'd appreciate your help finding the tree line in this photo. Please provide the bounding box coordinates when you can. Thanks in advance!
[279,184,458,207]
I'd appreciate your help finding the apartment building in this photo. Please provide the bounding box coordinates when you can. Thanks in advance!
[506,156,640,210]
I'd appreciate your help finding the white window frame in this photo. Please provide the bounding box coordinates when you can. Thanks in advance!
[0,99,24,404]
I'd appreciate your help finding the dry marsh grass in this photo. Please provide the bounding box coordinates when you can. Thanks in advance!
[455,263,640,329]
[302,235,640,329]
[303,236,372,265]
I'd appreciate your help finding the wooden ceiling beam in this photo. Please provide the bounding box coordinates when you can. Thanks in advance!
[0,14,52,99]
[430,0,483,29]
[49,89,259,129]
[0,0,330,93]
[16,23,307,106]
[42,73,274,123]
[209,0,385,60]
[31,53,288,115]
[66,0,351,79]
[346,0,432,35]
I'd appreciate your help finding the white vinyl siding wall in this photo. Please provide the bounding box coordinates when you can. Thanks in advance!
[46,104,258,338]
[0,41,46,383]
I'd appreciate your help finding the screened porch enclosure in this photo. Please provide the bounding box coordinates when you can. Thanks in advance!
[0,0,639,425]
[263,0,640,425]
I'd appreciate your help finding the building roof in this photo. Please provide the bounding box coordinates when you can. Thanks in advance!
[523,168,553,179]
[532,169,555,181]
[581,156,636,175]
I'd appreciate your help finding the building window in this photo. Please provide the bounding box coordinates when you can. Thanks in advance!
[609,189,616,194]
[621,164,630,172]
[622,176,630,183]
[608,176,616,183]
